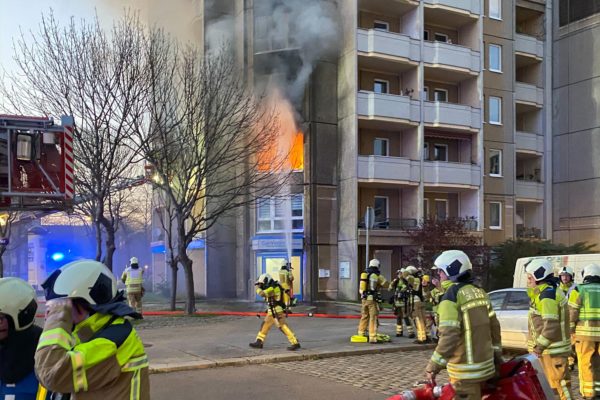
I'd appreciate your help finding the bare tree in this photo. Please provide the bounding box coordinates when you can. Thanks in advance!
[0,12,149,270]
[139,33,293,314]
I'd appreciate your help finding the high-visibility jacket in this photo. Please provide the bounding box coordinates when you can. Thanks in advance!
[35,304,149,400]
[121,267,144,294]
[390,278,407,307]
[568,282,600,341]
[559,281,573,296]
[527,283,571,356]
[359,269,388,301]
[257,284,286,315]
[278,269,293,292]
[426,282,501,382]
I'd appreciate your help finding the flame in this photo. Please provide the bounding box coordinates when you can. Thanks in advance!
[258,89,304,172]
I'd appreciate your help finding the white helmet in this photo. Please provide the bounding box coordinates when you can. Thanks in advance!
[583,263,600,279]
[0,278,37,331]
[405,265,418,275]
[559,266,574,277]
[525,259,553,282]
[434,250,472,281]
[368,259,380,268]
[42,259,118,305]
[130,257,139,265]
[255,273,272,286]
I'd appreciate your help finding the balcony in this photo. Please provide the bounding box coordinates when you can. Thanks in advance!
[516,131,544,154]
[516,180,544,201]
[515,82,543,107]
[424,161,481,188]
[423,41,480,74]
[423,0,481,16]
[423,101,481,131]
[358,218,418,230]
[357,91,420,125]
[358,155,419,185]
[517,226,542,239]
[515,34,543,60]
[357,29,419,64]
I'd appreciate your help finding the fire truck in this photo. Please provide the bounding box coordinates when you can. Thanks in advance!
[0,115,74,211]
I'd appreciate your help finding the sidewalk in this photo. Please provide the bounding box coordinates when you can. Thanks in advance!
[139,301,435,374]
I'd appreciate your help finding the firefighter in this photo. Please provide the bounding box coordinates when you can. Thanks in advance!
[421,274,436,341]
[0,278,50,400]
[569,263,600,399]
[249,273,300,351]
[559,266,575,296]
[121,256,144,314]
[526,258,573,400]
[357,259,389,343]
[405,265,429,344]
[35,259,149,399]
[390,269,412,337]
[425,250,502,400]
[278,260,295,308]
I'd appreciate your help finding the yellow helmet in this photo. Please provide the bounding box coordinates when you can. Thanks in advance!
[422,275,430,283]
[0,278,37,331]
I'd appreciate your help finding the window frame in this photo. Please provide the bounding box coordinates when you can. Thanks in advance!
[374,196,389,224]
[256,195,304,233]
[373,137,389,156]
[373,20,390,31]
[423,198,430,220]
[423,142,430,160]
[488,44,502,73]
[434,199,449,221]
[434,88,448,102]
[489,96,502,125]
[489,0,502,20]
[434,32,449,43]
[489,149,503,177]
[433,143,448,162]
[374,79,390,94]
[489,201,502,229]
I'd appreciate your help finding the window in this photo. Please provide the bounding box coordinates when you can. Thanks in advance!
[434,199,448,220]
[423,86,429,101]
[489,292,507,311]
[489,0,502,20]
[489,149,502,177]
[559,0,600,26]
[374,138,389,156]
[434,33,448,42]
[434,89,448,102]
[374,79,389,94]
[257,195,304,233]
[489,96,502,125]
[489,44,502,72]
[505,291,529,311]
[434,144,448,161]
[424,142,430,160]
[423,30,429,41]
[489,201,502,229]
[374,20,389,31]
[374,196,389,225]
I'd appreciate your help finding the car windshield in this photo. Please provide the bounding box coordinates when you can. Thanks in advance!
[505,291,529,310]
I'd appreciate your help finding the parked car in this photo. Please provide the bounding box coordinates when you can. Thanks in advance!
[489,288,529,351]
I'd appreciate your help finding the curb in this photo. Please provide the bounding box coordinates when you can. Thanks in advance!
[149,343,436,374]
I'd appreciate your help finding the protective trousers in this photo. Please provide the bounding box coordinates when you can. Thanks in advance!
[256,313,298,345]
[575,339,600,398]
[358,299,379,343]
[128,292,143,313]
[394,305,404,335]
[412,301,427,341]
[450,378,482,400]
[540,354,572,400]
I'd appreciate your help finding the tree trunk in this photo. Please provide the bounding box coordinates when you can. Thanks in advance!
[95,219,103,262]
[170,260,178,311]
[180,254,195,315]
[102,223,116,271]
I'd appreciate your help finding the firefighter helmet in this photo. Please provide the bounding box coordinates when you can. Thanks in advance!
[434,250,472,281]
[583,263,600,279]
[130,257,139,265]
[0,278,37,331]
[255,273,272,287]
[405,265,418,276]
[42,259,118,306]
[369,259,381,268]
[525,259,553,282]
[559,266,574,277]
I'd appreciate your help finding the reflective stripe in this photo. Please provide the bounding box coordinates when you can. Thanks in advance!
[37,328,74,351]
[68,350,88,392]
[130,369,141,400]
[536,335,551,348]
[439,320,460,328]
[559,379,572,400]
[36,385,48,400]
[541,313,558,320]
[461,299,489,311]
[447,358,496,380]
[568,301,580,309]
[122,355,149,372]
[463,310,474,364]
[431,351,447,367]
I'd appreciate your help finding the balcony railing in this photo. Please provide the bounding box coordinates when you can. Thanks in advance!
[357,29,419,62]
[517,226,542,239]
[515,33,543,59]
[515,82,544,106]
[422,41,480,73]
[358,218,418,230]
[357,91,421,123]
[423,101,481,130]
[423,0,481,15]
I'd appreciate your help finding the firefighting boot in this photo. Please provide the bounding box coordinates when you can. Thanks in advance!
[287,343,301,351]
[249,339,264,349]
